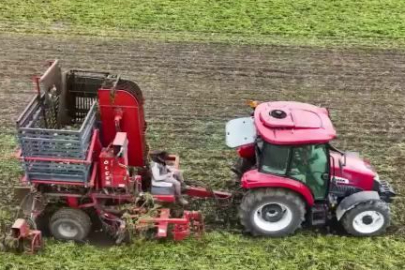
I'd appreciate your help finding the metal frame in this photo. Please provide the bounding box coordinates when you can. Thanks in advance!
[18,128,100,184]
[17,98,97,159]
[17,94,98,183]
[10,60,233,251]
[11,219,42,254]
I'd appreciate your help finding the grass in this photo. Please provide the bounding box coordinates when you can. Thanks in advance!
[0,135,21,230]
[1,0,405,267]
[1,232,405,270]
[1,0,405,47]
[0,123,405,269]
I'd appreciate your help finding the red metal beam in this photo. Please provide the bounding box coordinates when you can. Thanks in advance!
[23,156,91,164]
[185,186,232,199]
[89,162,98,188]
[31,180,85,186]
[153,195,176,202]
[66,197,79,208]
[43,193,84,198]
[139,217,189,224]
[86,129,101,163]
[155,209,170,238]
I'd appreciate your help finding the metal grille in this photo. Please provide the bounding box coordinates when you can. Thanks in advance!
[17,96,96,159]
[22,160,91,183]
[16,94,96,183]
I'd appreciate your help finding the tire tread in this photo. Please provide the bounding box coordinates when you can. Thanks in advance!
[341,200,390,237]
[239,188,306,237]
[49,208,91,241]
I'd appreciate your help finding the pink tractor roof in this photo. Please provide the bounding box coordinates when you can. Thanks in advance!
[254,101,336,145]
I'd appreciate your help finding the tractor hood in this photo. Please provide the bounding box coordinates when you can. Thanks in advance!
[330,151,376,190]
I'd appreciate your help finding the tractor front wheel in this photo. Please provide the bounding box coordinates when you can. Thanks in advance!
[49,208,91,241]
[341,200,390,237]
[240,188,306,237]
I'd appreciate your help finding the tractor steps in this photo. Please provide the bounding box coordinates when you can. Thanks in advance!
[310,204,328,226]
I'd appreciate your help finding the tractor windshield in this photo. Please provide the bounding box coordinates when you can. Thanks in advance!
[260,143,329,200]
[260,144,290,175]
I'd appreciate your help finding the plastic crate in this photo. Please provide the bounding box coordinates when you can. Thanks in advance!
[16,95,96,159]
[22,159,91,183]
[16,94,96,183]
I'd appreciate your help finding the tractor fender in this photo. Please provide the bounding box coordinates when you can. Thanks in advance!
[241,169,315,206]
[335,191,380,221]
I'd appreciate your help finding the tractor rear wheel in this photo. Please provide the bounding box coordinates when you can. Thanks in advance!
[341,200,390,236]
[49,208,91,241]
[240,188,306,237]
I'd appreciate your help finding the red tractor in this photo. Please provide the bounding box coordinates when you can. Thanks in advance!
[226,101,395,237]
[11,60,230,251]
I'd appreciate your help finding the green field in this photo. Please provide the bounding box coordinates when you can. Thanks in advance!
[1,0,405,269]
[1,233,405,270]
[0,129,404,270]
[1,0,405,46]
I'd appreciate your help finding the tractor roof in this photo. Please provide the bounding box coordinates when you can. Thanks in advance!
[254,101,336,145]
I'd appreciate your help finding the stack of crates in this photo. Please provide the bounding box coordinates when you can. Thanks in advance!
[16,93,97,184]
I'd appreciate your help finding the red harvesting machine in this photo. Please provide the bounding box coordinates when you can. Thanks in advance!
[11,60,230,252]
[8,60,396,253]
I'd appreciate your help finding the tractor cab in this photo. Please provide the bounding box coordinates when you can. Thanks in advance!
[258,142,329,200]
[227,101,337,200]
[227,101,395,237]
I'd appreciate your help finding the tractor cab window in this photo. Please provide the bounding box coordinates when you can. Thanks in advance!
[260,144,290,175]
[288,144,328,199]
[259,143,329,200]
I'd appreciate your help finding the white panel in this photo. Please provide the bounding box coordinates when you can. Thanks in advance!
[226,117,256,148]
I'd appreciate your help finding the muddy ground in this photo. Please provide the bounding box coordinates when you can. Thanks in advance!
[0,33,404,225]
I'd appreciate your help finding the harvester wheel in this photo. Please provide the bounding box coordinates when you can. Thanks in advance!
[240,188,305,237]
[49,208,91,241]
[341,200,390,237]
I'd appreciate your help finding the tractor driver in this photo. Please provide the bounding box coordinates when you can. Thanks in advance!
[290,145,327,199]
[150,150,189,206]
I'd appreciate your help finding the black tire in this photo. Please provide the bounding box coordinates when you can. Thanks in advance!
[49,208,91,241]
[341,200,390,237]
[240,188,306,237]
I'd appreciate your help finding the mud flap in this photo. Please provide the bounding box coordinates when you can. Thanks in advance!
[335,191,380,221]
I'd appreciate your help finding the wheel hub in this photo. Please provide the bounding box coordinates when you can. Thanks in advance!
[253,202,293,232]
[352,210,385,234]
[58,222,79,238]
[261,204,284,222]
[362,215,373,225]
